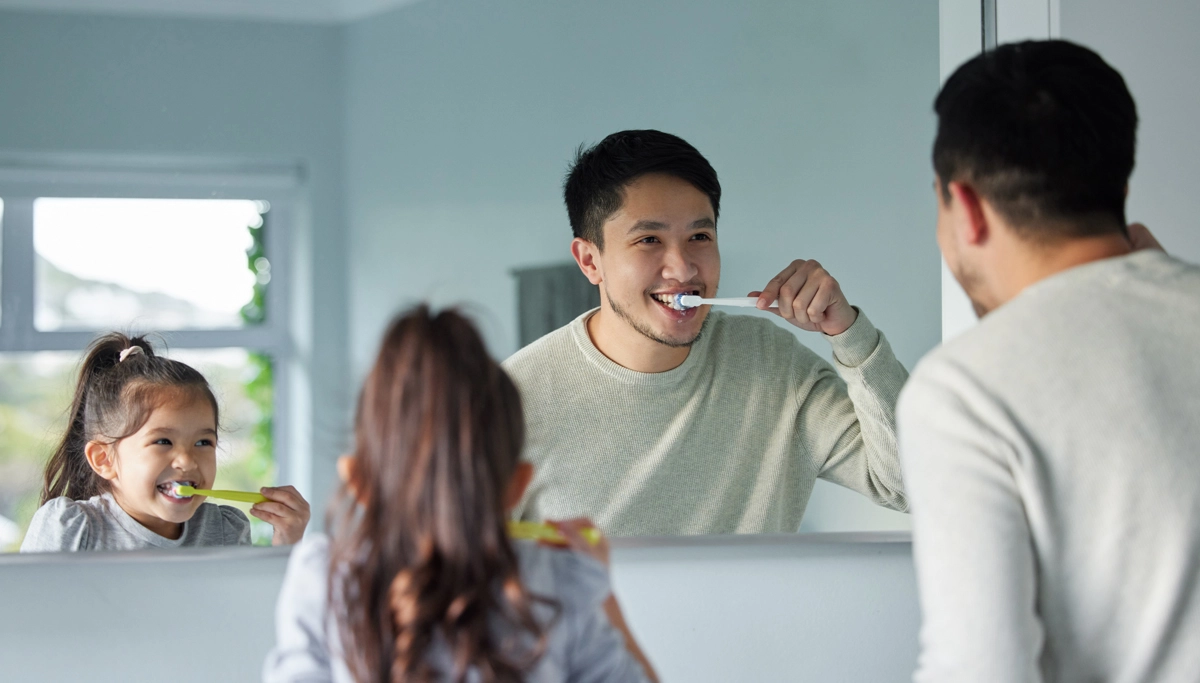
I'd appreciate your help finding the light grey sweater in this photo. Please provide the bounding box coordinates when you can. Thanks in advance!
[263,534,650,683]
[899,250,1200,683]
[504,308,909,536]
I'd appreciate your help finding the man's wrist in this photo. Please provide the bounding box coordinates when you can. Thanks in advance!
[825,307,880,367]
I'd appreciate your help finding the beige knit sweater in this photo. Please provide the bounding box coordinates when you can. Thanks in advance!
[900,250,1200,682]
[504,308,910,536]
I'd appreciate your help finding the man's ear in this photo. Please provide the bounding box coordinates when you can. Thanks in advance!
[84,441,118,482]
[947,181,990,247]
[505,462,534,512]
[571,237,604,286]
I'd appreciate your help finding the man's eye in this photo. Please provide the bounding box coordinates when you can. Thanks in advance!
[637,236,660,245]
[691,233,713,241]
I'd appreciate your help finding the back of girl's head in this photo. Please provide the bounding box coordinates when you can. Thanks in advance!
[41,332,218,504]
[331,305,547,683]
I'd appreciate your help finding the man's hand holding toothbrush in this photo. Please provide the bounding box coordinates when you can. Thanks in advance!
[749,259,858,336]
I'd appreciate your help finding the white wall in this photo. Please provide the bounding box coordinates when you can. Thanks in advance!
[344,0,941,532]
[1060,0,1200,265]
[0,536,919,682]
[0,10,352,515]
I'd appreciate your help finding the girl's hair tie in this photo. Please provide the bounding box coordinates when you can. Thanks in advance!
[118,346,144,363]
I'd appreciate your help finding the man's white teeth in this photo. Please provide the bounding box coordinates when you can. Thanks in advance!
[652,293,694,311]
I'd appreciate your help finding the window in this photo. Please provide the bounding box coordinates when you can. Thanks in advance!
[0,159,299,550]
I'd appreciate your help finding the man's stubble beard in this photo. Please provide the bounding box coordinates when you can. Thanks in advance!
[605,283,706,349]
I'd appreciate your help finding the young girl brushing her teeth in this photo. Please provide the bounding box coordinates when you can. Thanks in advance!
[20,333,310,552]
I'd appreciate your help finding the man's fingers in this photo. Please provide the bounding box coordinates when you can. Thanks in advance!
[776,279,800,319]
[808,281,840,322]
[791,274,823,325]
[758,262,802,309]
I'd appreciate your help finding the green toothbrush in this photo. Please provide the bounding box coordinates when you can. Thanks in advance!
[508,520,602,546]
[172,483,268,504]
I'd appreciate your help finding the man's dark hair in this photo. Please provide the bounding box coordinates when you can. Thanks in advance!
[564,130,721,248]
[933,39,1138,240]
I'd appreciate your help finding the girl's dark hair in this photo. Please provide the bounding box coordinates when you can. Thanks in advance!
[329,306,552,683]
[40,332,219,505]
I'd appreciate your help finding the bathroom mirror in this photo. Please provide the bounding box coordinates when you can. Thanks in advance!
[0,0,941,552]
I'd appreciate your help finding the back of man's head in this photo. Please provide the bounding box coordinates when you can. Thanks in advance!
[564,129,721,249]
[934,40,1138,241]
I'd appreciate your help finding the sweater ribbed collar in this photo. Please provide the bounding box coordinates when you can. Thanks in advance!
[568,307,716,387]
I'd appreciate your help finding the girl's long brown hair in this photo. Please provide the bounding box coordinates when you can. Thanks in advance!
[329,306,552,683]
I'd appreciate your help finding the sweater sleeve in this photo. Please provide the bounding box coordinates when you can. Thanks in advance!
[898,361,1043,683]
[801,310,909,511]
[557,551,652,683]
[220,505,252,546]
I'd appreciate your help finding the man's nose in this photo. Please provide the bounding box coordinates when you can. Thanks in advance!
[662,243,698,283]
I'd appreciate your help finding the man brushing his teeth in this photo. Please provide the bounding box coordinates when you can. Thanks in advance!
[504,129,909,536]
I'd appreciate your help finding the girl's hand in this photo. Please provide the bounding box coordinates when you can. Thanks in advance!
[546,517,609,568]
[250,485,311,546]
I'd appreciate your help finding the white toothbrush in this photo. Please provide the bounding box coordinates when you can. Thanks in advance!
[674,294,776,310]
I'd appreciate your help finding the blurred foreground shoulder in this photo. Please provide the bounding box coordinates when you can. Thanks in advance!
[262,533,335,683]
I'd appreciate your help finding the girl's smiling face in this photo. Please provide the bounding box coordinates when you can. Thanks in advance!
[86,391,218,540]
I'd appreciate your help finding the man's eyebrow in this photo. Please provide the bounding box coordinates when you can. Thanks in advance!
[627,220,669,234]
[691,218,716,230]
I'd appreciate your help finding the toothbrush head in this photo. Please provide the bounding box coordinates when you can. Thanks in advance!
[171,483,197,498]
[676,294,703,309]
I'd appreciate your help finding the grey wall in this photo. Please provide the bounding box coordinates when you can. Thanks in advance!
[345,0,942,369]
[1061,0,1200,264]
[0,10,351,513]
[0,536,919,682]
[344,0,941,531]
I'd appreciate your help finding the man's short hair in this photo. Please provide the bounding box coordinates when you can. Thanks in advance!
[934,39,1138,240]
[564,130,722,249]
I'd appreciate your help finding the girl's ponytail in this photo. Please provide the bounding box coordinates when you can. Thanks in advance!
[39,332,210,505]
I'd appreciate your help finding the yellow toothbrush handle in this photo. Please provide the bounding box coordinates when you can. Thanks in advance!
[508,520,602,546]
[179,486,268,504]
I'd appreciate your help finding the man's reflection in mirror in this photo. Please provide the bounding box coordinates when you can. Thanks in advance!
[506,130,909,536]
[20,333,309,552]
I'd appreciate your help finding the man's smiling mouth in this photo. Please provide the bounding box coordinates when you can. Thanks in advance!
[651,290,701,312]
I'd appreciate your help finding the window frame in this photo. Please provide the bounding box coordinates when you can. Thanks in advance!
[0,153,302,483]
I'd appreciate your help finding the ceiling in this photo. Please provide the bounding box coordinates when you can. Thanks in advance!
[0,0,423,23]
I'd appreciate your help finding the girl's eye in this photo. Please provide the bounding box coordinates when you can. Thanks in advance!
[153,438,172,446]
[195,439,215,448]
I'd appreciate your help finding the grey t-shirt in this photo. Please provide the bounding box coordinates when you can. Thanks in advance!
[263,534,651,683]
[20,492,251,552]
